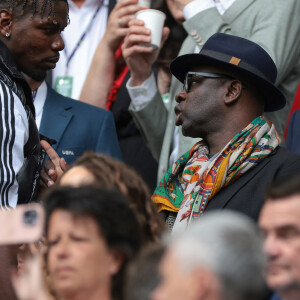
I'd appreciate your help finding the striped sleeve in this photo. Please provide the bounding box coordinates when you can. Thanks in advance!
[0,80,28,209]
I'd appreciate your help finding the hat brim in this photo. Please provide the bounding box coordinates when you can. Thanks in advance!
[170,53,286,112]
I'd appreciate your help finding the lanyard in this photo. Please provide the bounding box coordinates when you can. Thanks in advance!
[63,0,105,75]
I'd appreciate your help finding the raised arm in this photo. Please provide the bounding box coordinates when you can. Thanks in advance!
[79,0,142,108]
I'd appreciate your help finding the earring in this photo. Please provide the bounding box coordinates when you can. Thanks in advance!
[5,33,10,38]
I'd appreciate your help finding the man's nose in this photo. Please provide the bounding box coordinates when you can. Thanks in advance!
[175,89,187,103]
[52,34,65,51]
[263,234,281,258]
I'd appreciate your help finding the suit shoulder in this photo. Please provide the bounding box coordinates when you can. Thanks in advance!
[67,98,110,116]
[49,88,111,117]
[271,146,300,161]
[246,147,300,179]
[268,147,300,178]
[290,109,300,121]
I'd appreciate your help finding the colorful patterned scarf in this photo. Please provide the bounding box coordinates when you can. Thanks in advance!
[152,116,280,222]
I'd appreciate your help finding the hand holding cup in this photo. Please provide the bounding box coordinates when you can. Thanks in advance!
[135,9,166,49]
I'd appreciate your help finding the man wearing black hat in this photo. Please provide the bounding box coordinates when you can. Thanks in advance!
[150,33,300,231]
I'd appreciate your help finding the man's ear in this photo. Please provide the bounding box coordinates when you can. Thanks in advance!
[0,9,13,38]
[191,268,221,299]
[224,80,243,105]
[109,249,125,276]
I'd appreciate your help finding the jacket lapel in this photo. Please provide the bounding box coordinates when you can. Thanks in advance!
[206,155,272,210]
[39,85,73,149]
[108,0,116,15]
[223,0,256,22]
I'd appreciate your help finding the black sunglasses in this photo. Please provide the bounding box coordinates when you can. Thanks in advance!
[183,72,238,93]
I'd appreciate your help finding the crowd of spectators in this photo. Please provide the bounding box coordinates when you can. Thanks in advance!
[0,0,300,299]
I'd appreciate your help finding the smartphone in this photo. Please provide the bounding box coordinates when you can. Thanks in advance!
[0,203,45,245]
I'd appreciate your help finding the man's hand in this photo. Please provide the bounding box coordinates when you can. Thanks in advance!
[122,19,170,86]
[102,0,142,52]
[39,140,67,190]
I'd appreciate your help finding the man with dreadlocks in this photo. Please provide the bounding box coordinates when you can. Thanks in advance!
[0,0,68,208]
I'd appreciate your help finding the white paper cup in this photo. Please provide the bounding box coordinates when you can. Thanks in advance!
[136,9,166,49]
[138,0,151,8]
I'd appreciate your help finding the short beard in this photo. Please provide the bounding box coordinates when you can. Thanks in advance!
[23,69,46,82]
[276,281,300,299]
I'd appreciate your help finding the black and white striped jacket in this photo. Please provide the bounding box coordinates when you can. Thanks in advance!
[0,40,41,209]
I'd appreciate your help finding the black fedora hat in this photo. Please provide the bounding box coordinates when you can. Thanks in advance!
[170,33,285,112]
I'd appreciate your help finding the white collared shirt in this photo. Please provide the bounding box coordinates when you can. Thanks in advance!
[127,0,236,167]
[183,0,236,19]
[34,81,47,129]
[52,0,109,99]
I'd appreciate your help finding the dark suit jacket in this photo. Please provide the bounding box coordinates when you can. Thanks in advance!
[46,0,158,190]
[205,147,300,221]
[286,110,300,154]
[39,86,122,164]
[270,294,281,300]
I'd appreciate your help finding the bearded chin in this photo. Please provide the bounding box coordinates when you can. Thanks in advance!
[23,69,46,83]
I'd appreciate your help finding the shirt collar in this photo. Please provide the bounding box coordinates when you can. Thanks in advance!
[214,0,236,14]
[68,0,108,10]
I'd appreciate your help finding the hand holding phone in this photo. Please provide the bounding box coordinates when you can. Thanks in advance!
[0,204,44,245]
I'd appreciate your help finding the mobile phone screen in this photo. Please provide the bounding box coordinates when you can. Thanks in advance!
[0,203,45,245]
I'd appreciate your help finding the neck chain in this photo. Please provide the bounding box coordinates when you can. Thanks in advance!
[32,88,38,100]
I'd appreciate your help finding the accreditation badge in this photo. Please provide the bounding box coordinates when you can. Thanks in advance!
[54,76,73,97]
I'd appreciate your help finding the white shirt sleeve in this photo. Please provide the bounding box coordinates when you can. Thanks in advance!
[183,0,215,20]
[0,81,29,209]
[126,72,157,111]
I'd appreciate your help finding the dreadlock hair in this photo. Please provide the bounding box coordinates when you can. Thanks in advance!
[0,0,69,23]
[59,151,166,246]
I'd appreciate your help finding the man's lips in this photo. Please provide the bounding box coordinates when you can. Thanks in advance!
[266,263,289,274]
[175,105,183,126]
[44,54,60,68]
[46,54,60,63]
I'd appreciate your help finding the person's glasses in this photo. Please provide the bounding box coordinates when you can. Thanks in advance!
[183,72,235,93]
